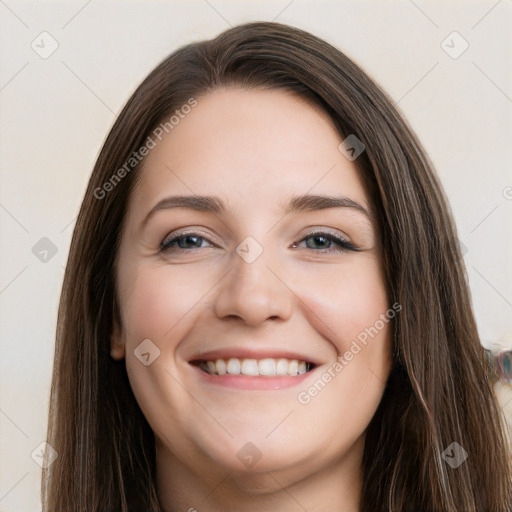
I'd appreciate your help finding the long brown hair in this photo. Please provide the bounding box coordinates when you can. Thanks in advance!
[42,21,512,511]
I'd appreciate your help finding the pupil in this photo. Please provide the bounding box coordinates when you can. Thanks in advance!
[180,235,200,248]
[310,235,327,249]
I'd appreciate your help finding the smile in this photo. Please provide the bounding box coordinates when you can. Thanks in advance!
[193,357,315,377]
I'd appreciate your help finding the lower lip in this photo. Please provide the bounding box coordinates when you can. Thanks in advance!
[189,363,315,390]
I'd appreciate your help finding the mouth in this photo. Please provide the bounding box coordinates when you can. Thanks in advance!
[190,357,316,377]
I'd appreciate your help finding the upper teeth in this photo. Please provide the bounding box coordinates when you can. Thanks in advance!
[199,358,311,376]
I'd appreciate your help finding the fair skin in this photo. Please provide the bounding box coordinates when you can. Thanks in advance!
[111,87,392,512]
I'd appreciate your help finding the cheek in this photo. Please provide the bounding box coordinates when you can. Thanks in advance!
[120,264,210,344]
[120,264,215,432]
[120,264,205,395]
[289,259,392,453]
[296,257,391,399]
[295,256,390,351]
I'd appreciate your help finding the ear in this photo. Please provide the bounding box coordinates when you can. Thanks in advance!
[110,304,125,361]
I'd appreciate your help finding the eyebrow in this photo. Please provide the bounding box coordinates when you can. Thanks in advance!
[143,194,372,226]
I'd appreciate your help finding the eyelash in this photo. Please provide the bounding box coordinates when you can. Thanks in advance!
[160,230,358,254]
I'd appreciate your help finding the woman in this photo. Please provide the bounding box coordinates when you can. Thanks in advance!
[42,21,512,511]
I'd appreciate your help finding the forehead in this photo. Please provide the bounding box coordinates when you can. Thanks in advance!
[130,87,370,218]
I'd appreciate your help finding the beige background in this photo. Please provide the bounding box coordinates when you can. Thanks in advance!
[1,0,511,509]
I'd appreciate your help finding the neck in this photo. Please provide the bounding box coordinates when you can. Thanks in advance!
[156,436,364,512]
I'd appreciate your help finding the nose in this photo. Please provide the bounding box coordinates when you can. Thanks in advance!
[213,249,293,327]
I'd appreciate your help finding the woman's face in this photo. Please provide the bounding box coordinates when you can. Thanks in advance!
[112,87,392,487]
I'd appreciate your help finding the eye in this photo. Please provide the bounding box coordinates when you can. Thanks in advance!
[292,231,359,253]
[160,230,359,254]
[160,232,213,252]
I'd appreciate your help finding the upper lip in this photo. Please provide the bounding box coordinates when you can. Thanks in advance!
[188,347,320,365]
